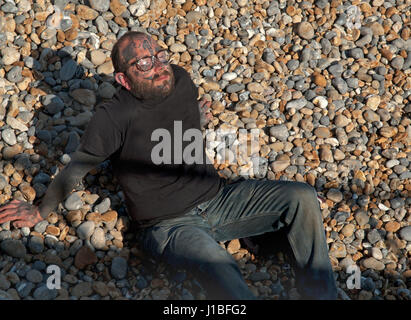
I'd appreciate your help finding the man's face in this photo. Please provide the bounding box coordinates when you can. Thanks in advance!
[116,35,175,102]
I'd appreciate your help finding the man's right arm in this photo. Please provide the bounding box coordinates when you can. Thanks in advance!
[37,150,106,218]
[0,150,106,228]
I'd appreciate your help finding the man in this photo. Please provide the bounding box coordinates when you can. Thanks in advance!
[0,31,338,300]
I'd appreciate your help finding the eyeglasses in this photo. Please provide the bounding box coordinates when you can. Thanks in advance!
[128,50,170,72]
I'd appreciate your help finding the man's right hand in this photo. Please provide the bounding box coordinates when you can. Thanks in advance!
[0,200,43,229]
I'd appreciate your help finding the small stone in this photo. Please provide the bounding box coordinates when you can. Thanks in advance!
[170,43,187,53]
[7,66,23,83]
[385,221,401,233]
[74,246,98,269]
[91,227,106,250]
[97,61,114,75]
[270,160,290,172]
[366,95,380,111]
[2,129,17,145]
[399,226,411,241]
[110,0,127,16]
[296,22,314,40]
[367,229,382,244]
[64,193,83,211]
[0,239,26,258]
[335,114,351,127]
[60,59,78,81]
[329,242,347,258]
[28,236,44,254]
[327,189,343,202]
[269,124,289,141]
[111,256,128,280]
[71,282,93,297]
[1,47,20,65]
[314,127,331,138]
[25,270,43,284]
[77,221,95,240]
[341,224,355,237]
[249,272,270,282]
[89,0,110,12]
[391,56,404,70]
[42,94,65,115]
[76,4,99,20]
[226,239,241,254]
[90,50,107,66]
[94,198,111,213]
[371,248,383,260]
[363,110,380,122]
[92,281,109,296]
[362,257,385,271]
[286,99,307,111]
[313,73,327,87]
[33,285,58,300]
[34,220,49,234]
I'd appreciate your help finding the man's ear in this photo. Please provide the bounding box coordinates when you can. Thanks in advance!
[115,72,131,91]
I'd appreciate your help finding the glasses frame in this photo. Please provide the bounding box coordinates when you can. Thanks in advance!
[128,50,170,72]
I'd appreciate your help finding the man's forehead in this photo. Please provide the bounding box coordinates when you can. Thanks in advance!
[120,35,160,52]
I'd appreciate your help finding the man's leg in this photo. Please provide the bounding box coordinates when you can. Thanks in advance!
[139,212,256,299]
[201,179,338,300]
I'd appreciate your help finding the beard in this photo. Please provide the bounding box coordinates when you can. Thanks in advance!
[127,67,175,103]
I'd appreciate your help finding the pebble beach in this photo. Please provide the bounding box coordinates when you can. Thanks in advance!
[0,0,410,300]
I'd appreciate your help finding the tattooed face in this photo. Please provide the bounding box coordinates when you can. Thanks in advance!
[119,35,175,102]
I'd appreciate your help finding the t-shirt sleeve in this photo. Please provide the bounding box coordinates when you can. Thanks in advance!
[78,106,123,158]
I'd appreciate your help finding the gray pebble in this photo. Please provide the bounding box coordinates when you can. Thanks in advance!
[89,0,110,12]
[16,281,35,298]
[249,271,271,282]
[1,129,17,145]
[367,229,382,244]
[332,78,348,94]
[34,220,49,234]
[60,59,77,81]
[0,239,27,258]
[94,198,111,214]
[399,226,411,241]
[391,56,404,70]
[64,193,83,211]
[7,66,23,83]
[33,285,58,300]
[77,221,95,240]
[269,124,289,141]
[42,94,65,115]
[111,256,128,280]
[286,98,307,110]
[29,236,44,254]
[25,270,43,284]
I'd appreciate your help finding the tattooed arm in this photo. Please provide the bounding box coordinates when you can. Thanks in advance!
[0,151,105,228]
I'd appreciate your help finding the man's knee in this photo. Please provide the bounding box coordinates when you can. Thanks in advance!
[284,181,318,205]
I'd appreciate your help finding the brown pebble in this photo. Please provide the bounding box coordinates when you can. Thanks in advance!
[74,246,98,269]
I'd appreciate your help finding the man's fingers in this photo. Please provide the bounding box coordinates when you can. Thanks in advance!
[0,200,19,213]
[12,220,34,229]
[0,207,18,219]
[0,212,18,224]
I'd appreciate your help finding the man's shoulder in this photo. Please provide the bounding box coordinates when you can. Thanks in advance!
[93,87,136,129]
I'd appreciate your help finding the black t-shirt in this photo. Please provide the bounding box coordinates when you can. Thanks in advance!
[78,64,226,226]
